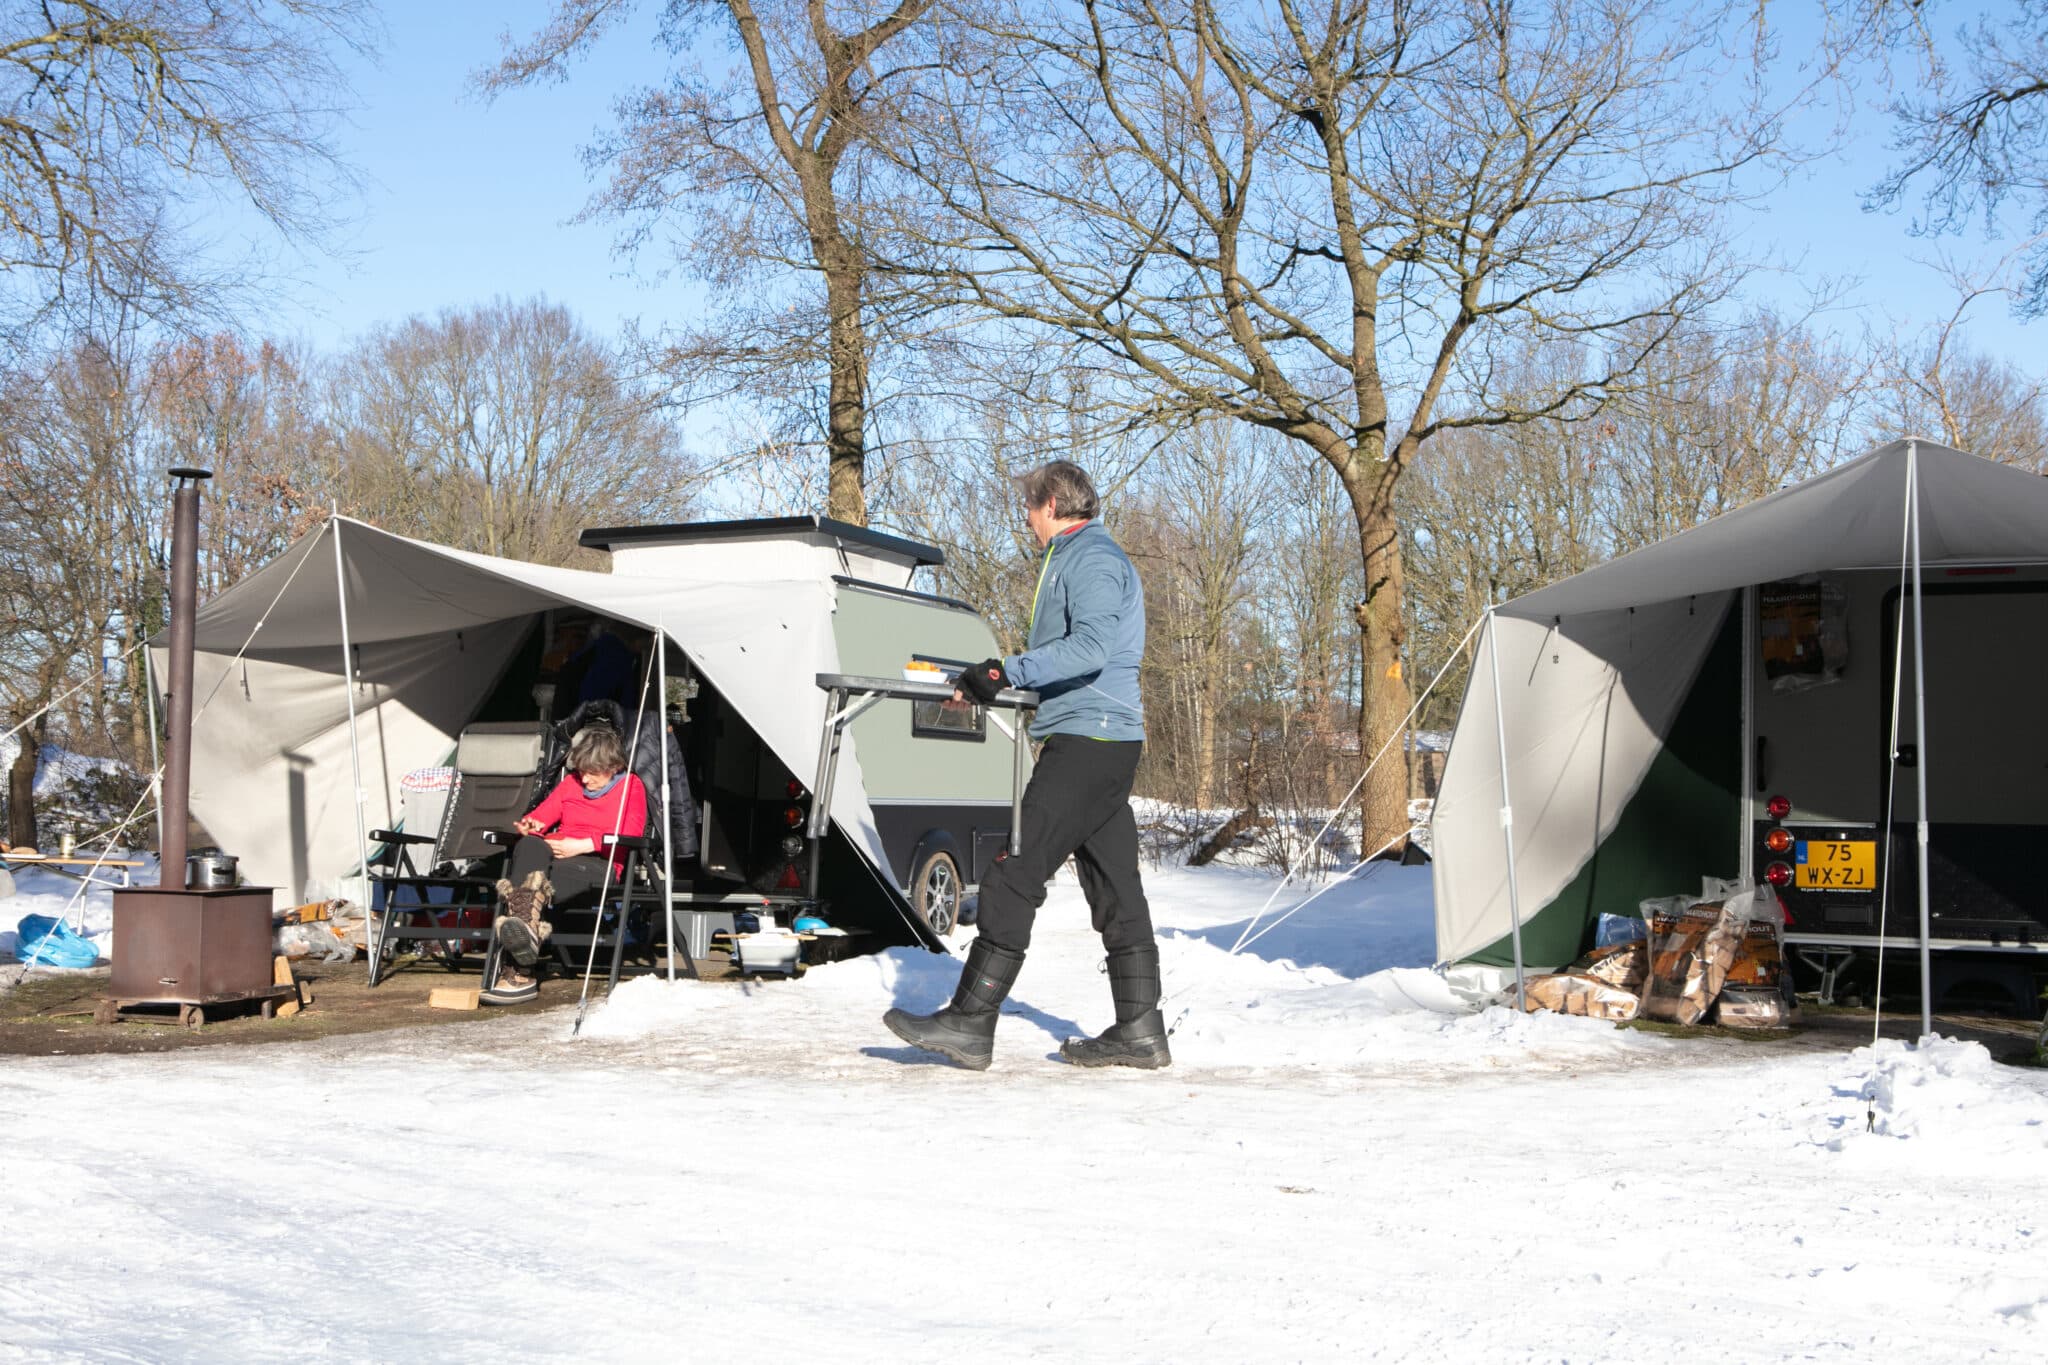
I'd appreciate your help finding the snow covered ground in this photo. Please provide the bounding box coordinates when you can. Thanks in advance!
[4,860,2047,1362]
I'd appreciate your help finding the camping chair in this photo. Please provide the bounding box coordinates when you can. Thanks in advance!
[481,833,702,992]
[367,721,555,986]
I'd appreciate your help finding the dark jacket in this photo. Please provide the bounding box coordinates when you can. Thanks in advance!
[558,699,700,862]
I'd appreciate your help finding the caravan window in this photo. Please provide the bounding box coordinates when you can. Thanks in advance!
[909,655,987,742]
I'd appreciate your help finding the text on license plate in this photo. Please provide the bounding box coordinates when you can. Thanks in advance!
[1796,839,1876,889]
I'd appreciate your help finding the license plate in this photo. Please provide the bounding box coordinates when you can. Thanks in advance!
[1796,839,1876,890]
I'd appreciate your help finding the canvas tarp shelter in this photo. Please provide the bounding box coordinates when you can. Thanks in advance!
[1432,439,2048,970]
[153,515,915,935]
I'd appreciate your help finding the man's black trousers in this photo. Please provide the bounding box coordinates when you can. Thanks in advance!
[973,734,1154,954]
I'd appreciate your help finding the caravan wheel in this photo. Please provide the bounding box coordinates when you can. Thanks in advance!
[911,849,961,937]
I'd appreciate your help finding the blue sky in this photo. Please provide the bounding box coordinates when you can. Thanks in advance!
[258,5,2038,366]
[257,4,694,348]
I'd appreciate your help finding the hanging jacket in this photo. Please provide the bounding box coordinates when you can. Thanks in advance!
[558,699,700,863]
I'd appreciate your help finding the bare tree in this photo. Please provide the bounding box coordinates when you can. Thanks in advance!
[1872,271,2048,467]
[895,0,1776,843]
[483,0,944,525]
[1864,1,2048,315]
[326,297,695,564]
[0,326,154,844]
[0,1,372,331]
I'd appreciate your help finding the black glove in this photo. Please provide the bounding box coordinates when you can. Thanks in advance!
[955,658,1009,704]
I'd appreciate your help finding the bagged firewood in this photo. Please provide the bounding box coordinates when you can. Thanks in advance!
[1639,899,1746,1025]
[1520,971,1640,1022]
[1725,919,1786,989]
[1713,986,1791,1029]
[1574,940,1648,991]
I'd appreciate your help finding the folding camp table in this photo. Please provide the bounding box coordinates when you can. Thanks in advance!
[1,852,146,889]
[809,673,1040,899]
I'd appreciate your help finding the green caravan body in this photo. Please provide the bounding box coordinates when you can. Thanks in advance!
[581,516,1029,941]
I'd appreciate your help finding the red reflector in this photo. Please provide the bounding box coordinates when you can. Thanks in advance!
[1764,828,1792,853]
[1764,861,1792,887]
[1765,795,1791,820]
[777,862,802,890]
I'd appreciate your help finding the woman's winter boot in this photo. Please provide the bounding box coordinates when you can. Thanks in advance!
[882,938,1025,1071]
[492,869,554,966]
[1060,943,1171,1069]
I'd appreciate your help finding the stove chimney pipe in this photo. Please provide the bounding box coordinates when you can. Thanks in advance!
[159,467,210,887]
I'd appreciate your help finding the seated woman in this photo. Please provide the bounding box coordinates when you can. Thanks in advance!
[484,723,647,1004]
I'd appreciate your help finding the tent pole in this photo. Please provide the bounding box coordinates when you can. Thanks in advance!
[658,616,676,983]
[1907,443,1934,1039]
[1485,605,1528,1010]
[1739,586,1755,886]
[331,513,376,966]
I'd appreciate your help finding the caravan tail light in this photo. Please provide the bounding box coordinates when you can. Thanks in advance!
[786,778,805,800]
[1766,794,1791,820]
[783,804,805,829]
[1764,861,1792,887]
[1764,828,1792,854]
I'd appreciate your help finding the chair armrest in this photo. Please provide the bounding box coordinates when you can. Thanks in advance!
[602,834,649,851]
[370,829,436,846]
[478,828,521,846]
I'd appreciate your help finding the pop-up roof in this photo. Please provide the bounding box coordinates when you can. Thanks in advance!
[580,516,944,589]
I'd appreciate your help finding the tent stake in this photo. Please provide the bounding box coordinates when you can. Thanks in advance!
[332,512,376,967]
[1485,605,1528,1011]
[1907,443,1934,1039]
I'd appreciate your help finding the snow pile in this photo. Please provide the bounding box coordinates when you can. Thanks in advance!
[0,736,130,798]
[1820,1035,2048,1159]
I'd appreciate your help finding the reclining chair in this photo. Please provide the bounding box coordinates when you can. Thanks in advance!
[481,700,703,991]
[367,721,555,986]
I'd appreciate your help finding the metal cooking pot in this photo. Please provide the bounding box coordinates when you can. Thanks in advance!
[186,852,239,889]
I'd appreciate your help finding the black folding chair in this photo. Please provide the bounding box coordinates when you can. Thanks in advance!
[367,721,554,986]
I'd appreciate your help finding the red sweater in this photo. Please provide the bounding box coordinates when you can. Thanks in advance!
[523,772,648,872]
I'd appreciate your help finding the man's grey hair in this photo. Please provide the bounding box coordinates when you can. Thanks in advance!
[567,724,628,777]
[1015,459,1100,521]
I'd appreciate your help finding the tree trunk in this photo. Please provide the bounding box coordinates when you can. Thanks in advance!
[8,711,42,849]
[1189,806,1263,867]
[1350,496,1412,853]
[821,255,868,526]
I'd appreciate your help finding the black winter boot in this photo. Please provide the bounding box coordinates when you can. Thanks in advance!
[1060,943,1172,1069]
[882,938,1025,1071]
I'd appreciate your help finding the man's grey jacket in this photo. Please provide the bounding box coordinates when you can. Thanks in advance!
[1002,521,1146,743]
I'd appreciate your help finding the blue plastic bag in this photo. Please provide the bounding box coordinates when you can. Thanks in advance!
[12,914,100,968]
[1594,912,1648,948]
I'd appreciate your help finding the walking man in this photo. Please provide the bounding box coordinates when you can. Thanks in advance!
[884,460,1169,1071]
